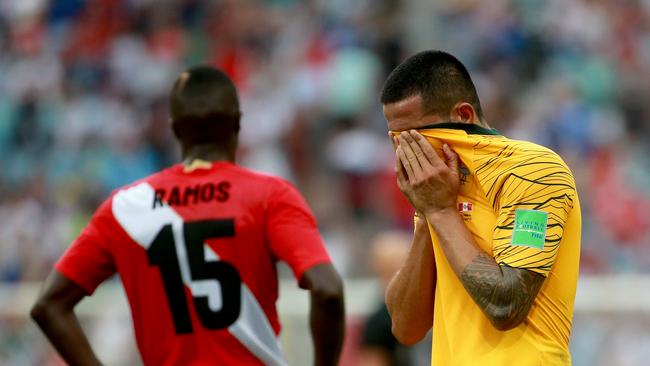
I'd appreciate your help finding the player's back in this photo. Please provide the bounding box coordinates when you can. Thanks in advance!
[57,161,331,365]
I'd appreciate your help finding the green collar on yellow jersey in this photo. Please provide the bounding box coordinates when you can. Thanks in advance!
[417,122,501,136]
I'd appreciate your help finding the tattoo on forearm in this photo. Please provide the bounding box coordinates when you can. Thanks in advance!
[460,252,545,329]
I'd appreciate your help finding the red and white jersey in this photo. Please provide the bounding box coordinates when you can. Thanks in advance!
[55,161,332,366]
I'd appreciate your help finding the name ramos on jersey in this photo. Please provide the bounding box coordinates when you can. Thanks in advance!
[152,181,231,209]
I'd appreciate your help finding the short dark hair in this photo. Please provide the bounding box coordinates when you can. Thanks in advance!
[170,65,241,145]
[380,50,483,119]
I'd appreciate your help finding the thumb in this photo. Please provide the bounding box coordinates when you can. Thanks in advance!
[442,143,459,173]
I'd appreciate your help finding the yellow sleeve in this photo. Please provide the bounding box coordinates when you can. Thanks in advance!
[491,152,577,276]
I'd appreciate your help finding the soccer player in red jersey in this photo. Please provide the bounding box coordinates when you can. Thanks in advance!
[31,66,345,366]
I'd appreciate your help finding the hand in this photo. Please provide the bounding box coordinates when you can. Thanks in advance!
[394,130,460,217]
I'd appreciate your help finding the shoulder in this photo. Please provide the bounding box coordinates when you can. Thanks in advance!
[479,137,574,179]
[501,141,576,200]
[509,138,567,161]
[210,165,308,214]
[504,139,574,182]
[480,136,565,164]
[113,167,172,193]
[101,168,172,218]
[229,165,298,192]
[478,137,577,206]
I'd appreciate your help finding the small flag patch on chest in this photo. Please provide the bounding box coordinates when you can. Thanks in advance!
[511,209,548,249]
[458,202,473,212]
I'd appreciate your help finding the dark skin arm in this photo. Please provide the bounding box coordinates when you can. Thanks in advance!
[33,265,345,366]
[299,263,345,366]
[31,271,102,366]
[395,130,545,331]
[384,213,435,345]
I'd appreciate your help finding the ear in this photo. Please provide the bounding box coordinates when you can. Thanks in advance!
[450,102,478,124]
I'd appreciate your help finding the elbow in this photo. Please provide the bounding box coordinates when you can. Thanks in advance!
[386,305,428,346]
[30,298,51,324]
[490,318,520,332]
[391,324,425,346]
[486,305,527,331]
[30,295,66,325]
[310,274,344,308]
[303,264,344,309]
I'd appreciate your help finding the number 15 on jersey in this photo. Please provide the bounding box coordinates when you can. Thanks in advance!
[147,219,242,334]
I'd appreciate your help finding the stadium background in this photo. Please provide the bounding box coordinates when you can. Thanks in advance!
[1,0,649,365]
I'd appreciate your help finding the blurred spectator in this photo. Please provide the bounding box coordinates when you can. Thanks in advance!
[358,230,429,366]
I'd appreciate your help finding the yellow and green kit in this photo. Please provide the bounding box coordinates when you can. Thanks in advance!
[404,123,581,366]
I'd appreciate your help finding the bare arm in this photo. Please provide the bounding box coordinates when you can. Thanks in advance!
[395,130,544,331]
[385,214,435,345]
[426,208,544,330]
[31,271,102,366]
[299,263,345,366]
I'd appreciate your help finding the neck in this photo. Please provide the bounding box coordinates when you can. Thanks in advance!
[451,118,490,129]
[476,120,490,128]
[182,144,235,165]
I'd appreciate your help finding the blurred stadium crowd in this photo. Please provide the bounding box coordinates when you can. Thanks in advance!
[2,0,649,283]
[1,0,650,363]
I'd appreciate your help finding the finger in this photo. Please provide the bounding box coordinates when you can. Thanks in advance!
[396,145,417,183]
[398,133,424,180]
[442,143,459,173]
[395,153,408,190]
[390,133,398,151]
[409,130,445,168]
[394,144,407,180]
[401,130,434,170]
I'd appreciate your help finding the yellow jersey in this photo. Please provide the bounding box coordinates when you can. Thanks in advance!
[413,123,580,366]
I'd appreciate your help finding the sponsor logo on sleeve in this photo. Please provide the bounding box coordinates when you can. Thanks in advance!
[511,209,548,250]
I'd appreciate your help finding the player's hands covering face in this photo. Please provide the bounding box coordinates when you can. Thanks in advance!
[394,130,460,216]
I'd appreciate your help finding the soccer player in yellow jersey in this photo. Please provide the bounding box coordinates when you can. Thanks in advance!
[382,50,581,365]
